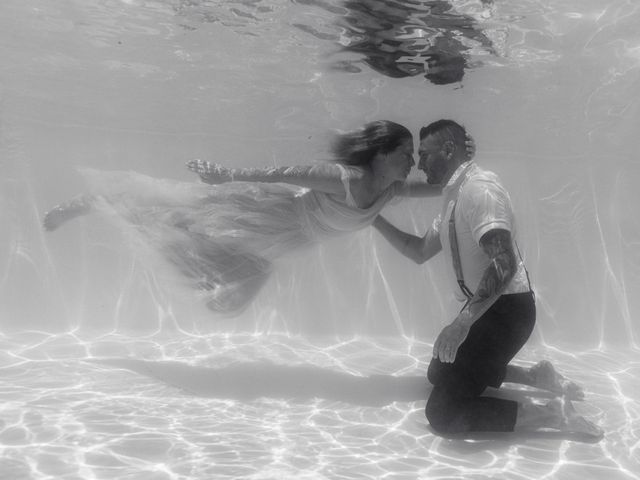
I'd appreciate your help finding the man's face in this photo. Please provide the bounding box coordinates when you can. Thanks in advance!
[418,134,448,185]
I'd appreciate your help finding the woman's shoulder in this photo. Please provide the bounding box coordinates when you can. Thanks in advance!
[333,163,367,180]
[308,161,365,182]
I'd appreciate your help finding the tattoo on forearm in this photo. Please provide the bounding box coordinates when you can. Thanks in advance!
[469,229,516,308]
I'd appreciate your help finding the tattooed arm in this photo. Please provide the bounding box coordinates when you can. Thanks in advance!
[186,159,359,196]
[433,228,517,362]
[461,228,517,323]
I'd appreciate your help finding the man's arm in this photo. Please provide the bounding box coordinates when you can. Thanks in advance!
[463,228,518,323]
[433,228,518,363]
[373,215,442,264]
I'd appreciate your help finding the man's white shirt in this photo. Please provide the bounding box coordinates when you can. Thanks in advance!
[431,162,531,303]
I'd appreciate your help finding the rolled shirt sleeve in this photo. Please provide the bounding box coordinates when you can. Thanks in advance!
[460,180,514,245]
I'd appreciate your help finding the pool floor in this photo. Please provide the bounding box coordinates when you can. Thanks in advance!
[0,331,637,480]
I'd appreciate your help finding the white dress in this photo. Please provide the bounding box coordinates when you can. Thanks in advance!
[81,167,400,314]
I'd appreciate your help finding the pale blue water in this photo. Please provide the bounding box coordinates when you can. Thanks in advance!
[1,0,639,478]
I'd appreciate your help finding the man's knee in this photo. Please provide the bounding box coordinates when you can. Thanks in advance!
[425,386,467,434]
[427,357,448,386]
[425,389,447,433]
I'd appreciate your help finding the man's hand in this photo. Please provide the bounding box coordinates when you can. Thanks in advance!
[186,159,233,184]
[433,317,471,363]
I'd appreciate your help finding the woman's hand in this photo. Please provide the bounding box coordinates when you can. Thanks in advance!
[186,159,233,184]
[465,133,476,160]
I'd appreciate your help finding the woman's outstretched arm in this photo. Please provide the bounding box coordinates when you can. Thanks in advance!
[186,159,360,196]
[373,215,441,264]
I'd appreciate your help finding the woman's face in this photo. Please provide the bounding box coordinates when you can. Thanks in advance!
[382,137,415,181]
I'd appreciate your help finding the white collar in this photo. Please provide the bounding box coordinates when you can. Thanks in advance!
[443,161,476,193]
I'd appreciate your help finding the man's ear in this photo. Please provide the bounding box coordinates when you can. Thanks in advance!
[443,140,456,156]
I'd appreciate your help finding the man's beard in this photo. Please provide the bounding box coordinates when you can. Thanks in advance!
[426,174,441,185]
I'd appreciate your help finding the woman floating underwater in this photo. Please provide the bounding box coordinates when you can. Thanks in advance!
[43,120,450,315]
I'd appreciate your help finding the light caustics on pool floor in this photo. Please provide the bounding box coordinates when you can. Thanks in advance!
[0,331,638,480]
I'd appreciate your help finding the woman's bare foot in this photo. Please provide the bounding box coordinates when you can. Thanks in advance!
[548,398,604,440]
[43,195,94,231]
[530,360,584,400]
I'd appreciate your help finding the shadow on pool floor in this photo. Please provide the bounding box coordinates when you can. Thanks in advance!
[88,357,602,444]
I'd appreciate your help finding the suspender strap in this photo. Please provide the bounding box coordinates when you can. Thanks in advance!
[448,201,474,300]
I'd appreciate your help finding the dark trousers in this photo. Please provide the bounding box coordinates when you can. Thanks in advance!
[426,292,536,434]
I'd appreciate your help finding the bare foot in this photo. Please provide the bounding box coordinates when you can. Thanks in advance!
[43,195,93,231]
[549,398,604,440]
[530,360,584,400]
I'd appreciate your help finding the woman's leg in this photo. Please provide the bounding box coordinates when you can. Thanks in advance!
[165,238,273,315]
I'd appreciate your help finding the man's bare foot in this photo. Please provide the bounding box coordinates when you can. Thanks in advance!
[530,360,584,400]
[43,195,93,231]
[548,398,604,440]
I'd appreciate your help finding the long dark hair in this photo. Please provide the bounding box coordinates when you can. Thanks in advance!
[330,120,412,166]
